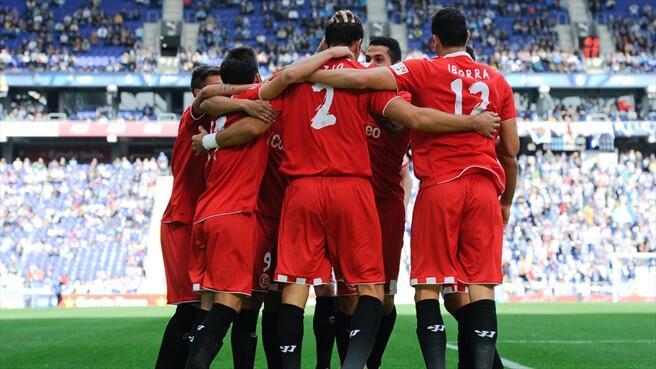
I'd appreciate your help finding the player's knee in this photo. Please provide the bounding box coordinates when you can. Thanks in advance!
[357,283,384,301]
[468,284,495,302]
[263,291,282,312]
[383,295,395,315]
[337,295,358,315]
[414,285,440,302]
[281,283,310,309]
[214,292,243,311]
[443,293,469,316]
[314,283,336,297]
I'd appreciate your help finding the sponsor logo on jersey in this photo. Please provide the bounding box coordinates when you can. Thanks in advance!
[391,62,409,75]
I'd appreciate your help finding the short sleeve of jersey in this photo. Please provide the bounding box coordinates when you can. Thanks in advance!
[233,83,284,113]
[368,90,401,116]
[496,77,517,122]
[387,59,428,94]
[184,108,214,134]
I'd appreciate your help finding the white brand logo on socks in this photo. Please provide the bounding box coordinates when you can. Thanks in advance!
[197,325,205,331]
[349,329,361,338]
[474,330,496,338]
[427,324,445,332]
[280,345,297,353]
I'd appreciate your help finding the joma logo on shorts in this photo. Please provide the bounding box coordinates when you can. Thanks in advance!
[474,330,496,338]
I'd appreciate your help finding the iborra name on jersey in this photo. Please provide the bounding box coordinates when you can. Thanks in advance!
[446,63,491,80]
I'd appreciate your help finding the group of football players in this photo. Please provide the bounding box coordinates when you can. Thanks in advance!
[154,6,518,369]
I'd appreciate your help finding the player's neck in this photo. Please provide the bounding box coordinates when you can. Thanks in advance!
[438,46,466,57]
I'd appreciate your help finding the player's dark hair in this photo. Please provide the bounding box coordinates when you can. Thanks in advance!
[219,47,259,84]
[190,64,221,93]
[324,10,364,47]
[368,37,402,64]
[431,7,468,47]
[465,45,476,61]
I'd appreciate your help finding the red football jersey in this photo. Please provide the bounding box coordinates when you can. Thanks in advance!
[388,51,516,193]
[367,91,411,201]
[193,108,269,223]
[272,57,400,178]
[228,84,288,218]
[257,121,287,218]
[162,107,216,224]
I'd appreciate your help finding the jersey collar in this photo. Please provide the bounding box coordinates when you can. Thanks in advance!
[443,51,473,60]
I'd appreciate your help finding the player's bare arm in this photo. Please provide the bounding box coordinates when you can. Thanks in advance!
[496,118,519,225]
[192,83,258,115]
[258,46,354,100]
[199,97,276,124]
[191,117,270,155]
[308,66,397,90]
[382,97,500,137]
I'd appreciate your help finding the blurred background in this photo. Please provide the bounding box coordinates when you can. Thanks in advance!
[0,0,654,309]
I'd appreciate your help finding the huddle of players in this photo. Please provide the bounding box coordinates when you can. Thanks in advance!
[156,6,517,369]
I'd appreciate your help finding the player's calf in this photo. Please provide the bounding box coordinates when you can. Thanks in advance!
[231,294,263,369]
[366,295,397,369]
[155,303,201,369]
[335,293,358,364]
[415,286,446,369]
[278,284,310,369]
[184,292,242,369]
[313,284,336,369]
[464,285,498,369]
[341,284,384,369]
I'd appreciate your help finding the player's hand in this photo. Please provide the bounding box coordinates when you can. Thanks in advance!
[191,126,210,156]
[501,203,511,226]
[242,100,276,124]
[470,111,501,138]
[328,46,355,60]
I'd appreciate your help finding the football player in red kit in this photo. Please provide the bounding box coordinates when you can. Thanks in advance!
[263,11,500,369]
[185,46,356,369]
[306,7,519,369]
[156,65,274,369]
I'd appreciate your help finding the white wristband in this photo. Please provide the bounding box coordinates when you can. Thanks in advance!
[202,134,219,150]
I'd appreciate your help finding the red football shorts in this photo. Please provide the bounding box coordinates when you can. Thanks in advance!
[376,196,406,295]
[274,177,384,287]
[160,222,198,304]
[252,214,279,292]
[188,213,257,295]
[337,196,405,296]
[411,173,503,286]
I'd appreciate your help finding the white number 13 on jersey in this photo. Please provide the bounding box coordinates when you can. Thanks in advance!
[311,83,336,130]
[450,79,490,115]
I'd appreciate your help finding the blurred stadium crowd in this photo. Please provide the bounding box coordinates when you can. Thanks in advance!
[0,156,169,296]
[1,151,654,299]
[0,0,653,73]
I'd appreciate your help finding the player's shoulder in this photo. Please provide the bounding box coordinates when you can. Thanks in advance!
[233,83,262,100]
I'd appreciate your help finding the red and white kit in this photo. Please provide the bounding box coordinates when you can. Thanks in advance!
[272,57,401,288]
[189,100,269,295]
[339,91,411,296]
[160,106,215,304]
[388,51,516,286]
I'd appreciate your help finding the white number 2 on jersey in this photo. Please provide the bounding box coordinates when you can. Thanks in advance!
[450,79,490,116]
[310,83,336,130]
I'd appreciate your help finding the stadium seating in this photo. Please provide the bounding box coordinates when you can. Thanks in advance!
[0,0,653,73]
[0,157,165,294]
